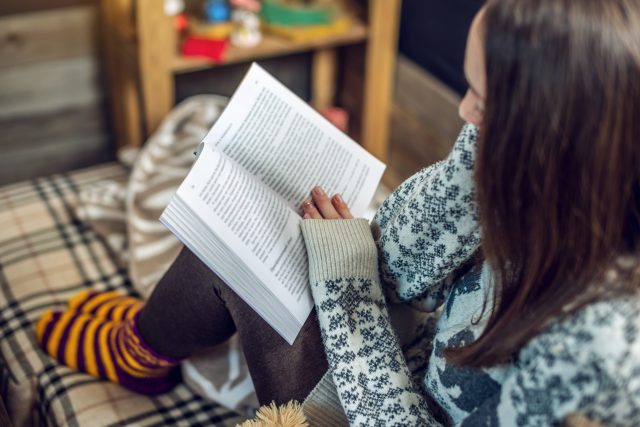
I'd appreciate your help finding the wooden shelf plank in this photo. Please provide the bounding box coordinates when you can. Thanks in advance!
[172,21,368,74]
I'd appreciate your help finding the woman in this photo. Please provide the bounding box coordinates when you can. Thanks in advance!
[37,0,640,424]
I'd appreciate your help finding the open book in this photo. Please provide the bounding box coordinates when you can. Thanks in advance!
[160,63,385,344]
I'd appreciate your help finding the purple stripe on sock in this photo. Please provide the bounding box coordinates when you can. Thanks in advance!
[76,317,91,373]
[108,325,126,383]
[55,314,76,363]
[121,303,138,322]
[105,303,119,321]
[88,296,114,316]
[112,326,150,378]
[39,312,61,348]
[119,321,168,370]
[73,291,96,313]
[92,322,107,379]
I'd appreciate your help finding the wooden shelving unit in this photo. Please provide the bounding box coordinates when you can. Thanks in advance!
[100,0,401,162]
[172,19,368,73]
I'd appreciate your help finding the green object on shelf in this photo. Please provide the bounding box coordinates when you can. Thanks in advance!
[261,0,335,26]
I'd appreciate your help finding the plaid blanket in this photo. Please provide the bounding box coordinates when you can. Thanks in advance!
[0,163,244,427]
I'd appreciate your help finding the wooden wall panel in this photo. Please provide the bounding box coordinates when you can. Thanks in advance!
[0,56,101,118]
[0,0,94,17]
[0,6,96,68]
[0,106,113,184]
[0,3,113,185]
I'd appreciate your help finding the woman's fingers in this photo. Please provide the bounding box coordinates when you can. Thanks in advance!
[331,194,353,219]
[310,186,341,219]
[302,187,354,220]
[301,199,322,219]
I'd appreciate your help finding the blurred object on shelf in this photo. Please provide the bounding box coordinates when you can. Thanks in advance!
[267,15,349,42]
[261,0,350,42]
[231,0,262,13]
[181,36,228,61]
[261,0,335,26]
[175,13,190,32]
[204,0,232,22]
[166,0,186,16]
[190,19,235,38]
[230,8,263,48]
[320,107,349,133]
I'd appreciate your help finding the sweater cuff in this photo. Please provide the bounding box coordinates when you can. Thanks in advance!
[300,218,378,284]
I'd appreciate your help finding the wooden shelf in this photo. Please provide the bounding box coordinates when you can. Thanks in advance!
[104,0,400,159]
[171,20,368,74]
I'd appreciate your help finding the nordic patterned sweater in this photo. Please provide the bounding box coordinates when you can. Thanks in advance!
[300,124,640,426]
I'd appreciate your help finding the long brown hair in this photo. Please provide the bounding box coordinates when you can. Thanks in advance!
[446,0,640,367]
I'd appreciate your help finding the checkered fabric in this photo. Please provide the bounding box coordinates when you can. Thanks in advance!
[0,163,245,427]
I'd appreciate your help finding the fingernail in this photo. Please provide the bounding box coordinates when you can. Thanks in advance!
[334,194,344,205]
[313,186,324,196]
[303,213,311,219]
[301,199,311,208]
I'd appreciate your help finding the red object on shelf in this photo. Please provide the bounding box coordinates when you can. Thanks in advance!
[181,36,227,62]
[320,107,349,133]
[174,13,189,32]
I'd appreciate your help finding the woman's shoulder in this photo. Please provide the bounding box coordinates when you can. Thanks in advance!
[522,294,640,379]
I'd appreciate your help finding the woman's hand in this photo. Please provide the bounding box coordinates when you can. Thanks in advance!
[301,186,353,220]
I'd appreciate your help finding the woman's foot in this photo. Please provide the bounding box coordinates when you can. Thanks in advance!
[36,292,181,395]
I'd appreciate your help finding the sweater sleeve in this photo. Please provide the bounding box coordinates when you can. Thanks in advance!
[373,124,481,312]
[301,219,441,426]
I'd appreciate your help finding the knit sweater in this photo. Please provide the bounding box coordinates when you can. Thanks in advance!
[300,124,640,426]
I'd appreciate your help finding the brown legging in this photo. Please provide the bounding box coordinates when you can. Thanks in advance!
[137,246,329,405]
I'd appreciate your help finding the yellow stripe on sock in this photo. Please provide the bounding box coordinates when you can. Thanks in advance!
[99,324,118,382]
[112,326,147,377]
[46,312,74,358]
[83,319,100,377]
[117,326,171,378]
[126,303,142,320]
[67,290,94,311]
[95,298,124,319]
[111,302,132,322]
[63,315,90,369]
[35,310,54,343]
[81,291,121,315]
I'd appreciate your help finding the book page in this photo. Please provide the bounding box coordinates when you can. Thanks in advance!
[202,63,385,216]
[176,147,313,322]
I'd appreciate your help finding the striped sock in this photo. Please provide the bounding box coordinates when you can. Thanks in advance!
[35,310,180,395]
[68,290,144,322]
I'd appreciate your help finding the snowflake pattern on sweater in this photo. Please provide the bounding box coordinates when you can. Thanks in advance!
[300,124,640,426]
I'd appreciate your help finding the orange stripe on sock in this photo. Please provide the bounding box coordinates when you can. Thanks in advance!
[112,326,150,377]
[99,324,118,382]
[126,303,142,320]
[111,302,132,322]
[95,298,124,319]
[63,315,90,369]
[82,291,121,315]
[36,310,54,343]
[67,290,94,311]
[46,312,74,358]
[83,319,100,377]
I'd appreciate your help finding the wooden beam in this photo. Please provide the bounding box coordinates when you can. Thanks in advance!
[136,0,175,137]
[312,47,338,110]
[100,0,142,148]
[361,0,402,162]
